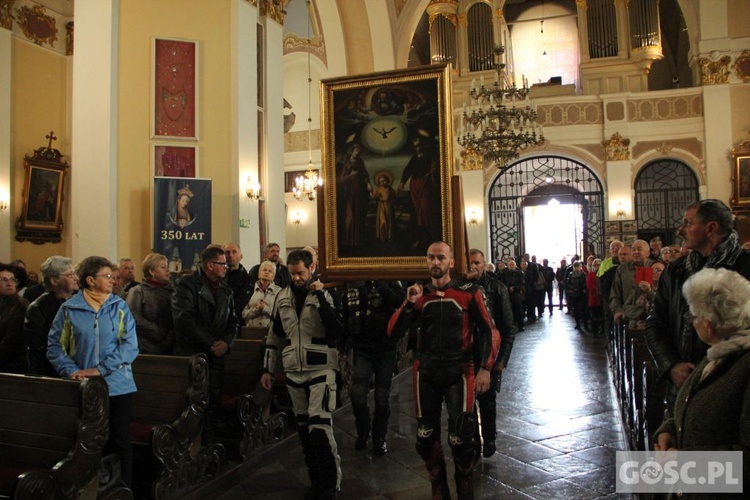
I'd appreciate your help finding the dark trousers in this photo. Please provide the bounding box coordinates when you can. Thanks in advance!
[106,393,133,487]
[535,289,546,318]
[350,349,397,440]
[204,355,225,443]
[475,370,502,443]
[570,295,588,328]
[557,283,565,308]
[545,288,554,312]
[509,296,524,330]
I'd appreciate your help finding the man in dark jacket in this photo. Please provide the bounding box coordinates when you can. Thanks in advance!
[540,259,556,315]
[345,280,405,456]
[249,242,291,289]
[645,199,750,412]
[172,244,240,443]
[224,243,253,323]
[24,256,79,377]
[502,260,526,332]
[467,249,516,458]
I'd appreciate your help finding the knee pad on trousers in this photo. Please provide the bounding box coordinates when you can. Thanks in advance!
[415,423,438,459]
[454,411,477,441]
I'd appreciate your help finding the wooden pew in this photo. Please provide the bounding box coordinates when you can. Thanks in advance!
[0,374,109,499]
[220,339,287,460]
[238,326,268,341]
[130,353,224,500]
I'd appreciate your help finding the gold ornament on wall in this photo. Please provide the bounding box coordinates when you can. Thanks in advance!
[0,0,14,30]
[460,146,483,171]
[15,4,57,48]
[732,50,750,84]
[698,55,731,85]
[603,132,631,161]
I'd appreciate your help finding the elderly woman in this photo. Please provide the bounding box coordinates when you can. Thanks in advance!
[24,256,79,376]
[654,268,750,489]
[48,256,139,487]
[126,253,175,354]
[0,263,29,373]
[242,260,280,328]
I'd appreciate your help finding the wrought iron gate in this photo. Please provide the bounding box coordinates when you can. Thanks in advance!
[488,156,604,261]
[634,159,699,246]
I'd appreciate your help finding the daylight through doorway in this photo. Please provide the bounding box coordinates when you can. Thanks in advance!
[523,200,583,263]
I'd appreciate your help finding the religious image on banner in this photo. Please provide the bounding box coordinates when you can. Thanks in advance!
[153,177,212,274]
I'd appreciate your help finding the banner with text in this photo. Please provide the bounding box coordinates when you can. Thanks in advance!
[153,177,212,273]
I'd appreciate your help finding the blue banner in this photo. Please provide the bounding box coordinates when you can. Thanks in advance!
[153,177,212,272]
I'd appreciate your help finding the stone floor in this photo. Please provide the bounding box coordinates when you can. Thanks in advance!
[190,308,630,499]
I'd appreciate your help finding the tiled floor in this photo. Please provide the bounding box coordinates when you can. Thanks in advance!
[190,309,629,499]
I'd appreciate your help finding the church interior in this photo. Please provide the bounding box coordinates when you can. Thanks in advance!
[1,0,750,498]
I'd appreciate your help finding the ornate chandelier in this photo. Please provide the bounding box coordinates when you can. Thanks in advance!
[457,45,545,168]
[293,0,322,201]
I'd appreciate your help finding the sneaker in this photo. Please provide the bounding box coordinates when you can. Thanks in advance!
[355,434,368,451]
[373,437,387,456]
[482,441,496,458]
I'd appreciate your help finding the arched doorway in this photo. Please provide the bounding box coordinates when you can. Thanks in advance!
[488,156,605,261]
[634,159,699,245]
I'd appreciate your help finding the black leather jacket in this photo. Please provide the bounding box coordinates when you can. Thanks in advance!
[24,291,65,376]
[645,250,750,379]
[472,273,516,367]
[226,264,253,323]
[172,269,239,357]
[344,281,405,353]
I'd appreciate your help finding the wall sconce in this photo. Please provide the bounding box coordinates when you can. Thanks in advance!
[468,210,478,225]
[291,210,302,225]
[245,177,261,200]
[615,201,626,218]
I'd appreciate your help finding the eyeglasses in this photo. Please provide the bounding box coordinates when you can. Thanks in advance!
[94,273,115,280]
[210,261,228,267]
[0,277,19,285]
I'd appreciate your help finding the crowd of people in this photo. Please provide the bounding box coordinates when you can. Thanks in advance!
[1,199,749,498]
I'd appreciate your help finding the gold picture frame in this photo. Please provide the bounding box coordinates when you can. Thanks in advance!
[731,141,750,207]
[318,64,455,281]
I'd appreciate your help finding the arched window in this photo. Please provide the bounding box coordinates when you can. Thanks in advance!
[634,159,699,246]
[467,2,494,72]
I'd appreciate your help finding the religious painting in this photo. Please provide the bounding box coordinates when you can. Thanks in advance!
[16,140,69,244]
[153,144,197,177]
[153,38,197,139]
[604,221,621,235]
[733,153,750,206]
[152,177,212,273]
[319,64,455,281]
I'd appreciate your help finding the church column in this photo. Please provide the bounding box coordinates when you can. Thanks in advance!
[70,0,119,261]
[0,18,10,261]
[576,0,590,63]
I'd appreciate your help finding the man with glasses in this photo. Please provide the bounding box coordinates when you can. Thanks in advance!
[24,256,79,376]
[172,244,239,443]
[0,263,28,373]
[645,199,750,415]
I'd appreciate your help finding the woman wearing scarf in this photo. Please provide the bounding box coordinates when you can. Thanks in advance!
[0,263,29,373]
[242,260,280,328]
[654,267,750,492]
[126,253,175,354]
[48,256,139,487]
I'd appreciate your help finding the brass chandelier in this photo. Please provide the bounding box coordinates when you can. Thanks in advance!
[457,45,545,168]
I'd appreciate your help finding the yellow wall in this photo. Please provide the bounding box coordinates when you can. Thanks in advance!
[10,38,70,273]
[731,85,750,147]
[728,0,750,39]
[117,0,233,264]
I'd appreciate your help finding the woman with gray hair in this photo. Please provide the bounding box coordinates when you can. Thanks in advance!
[126,253,175,354]
[242,260,280,328]
[24,256,79,376]
[654,267,750,488]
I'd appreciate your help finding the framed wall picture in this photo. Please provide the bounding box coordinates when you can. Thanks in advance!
[152,144,197,178]
[622,233,637,246]
[152,38,198,140]
[622,220,638,233]
[318,64,455,280]
[284,170,311,193]
[16,141,69,244]
[731,146,750,206]
[604,221,621,234]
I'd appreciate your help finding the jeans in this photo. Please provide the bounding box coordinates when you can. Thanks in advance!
[350,349,397,440]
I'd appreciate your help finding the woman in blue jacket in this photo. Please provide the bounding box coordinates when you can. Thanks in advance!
[48,256,139,487]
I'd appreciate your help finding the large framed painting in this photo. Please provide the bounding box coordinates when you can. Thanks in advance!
[16,141,69,244]
[152,38,198,140]
[731,141,750,207]
[318,64,455,281]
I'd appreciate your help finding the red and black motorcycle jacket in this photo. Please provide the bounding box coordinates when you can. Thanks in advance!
[387,279,500,372]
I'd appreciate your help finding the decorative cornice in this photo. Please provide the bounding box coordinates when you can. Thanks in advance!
[259,0,286,25]
[428,11,457,34]
[732,50,750,83]
[603,132,631,161]
[460,146,483,171]
[656,142,673,155]
[15,4,57,48]
[575,0,588,10]
[698,55,731,85]
[0,0,15,30]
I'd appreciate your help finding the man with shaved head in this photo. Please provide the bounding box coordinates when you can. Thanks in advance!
[224,243,253,322]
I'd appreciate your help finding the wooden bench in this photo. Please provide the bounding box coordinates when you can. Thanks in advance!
[130,353,224,500]
[238,326,268,341]
[0,374,108,500]
[220,339,287,460]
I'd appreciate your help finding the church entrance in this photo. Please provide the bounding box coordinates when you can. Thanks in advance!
[488,155,605,261]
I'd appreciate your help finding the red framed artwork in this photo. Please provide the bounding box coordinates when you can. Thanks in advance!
[153,144,197,178]
[153,38,197,139]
